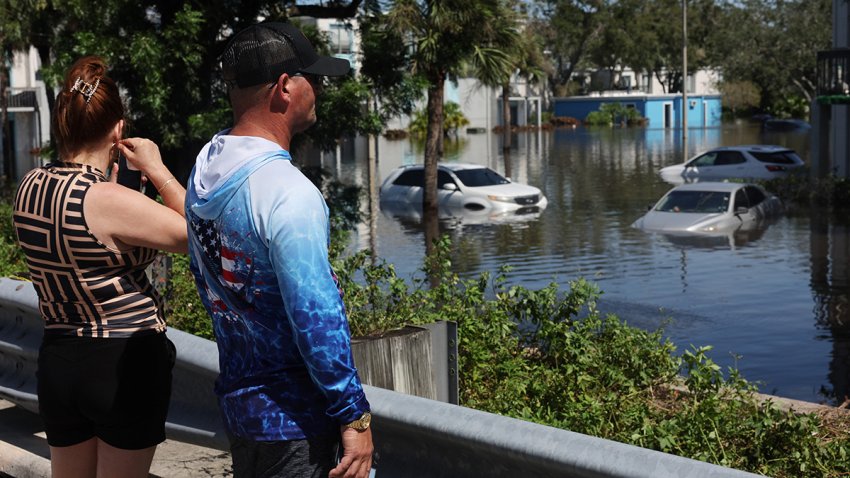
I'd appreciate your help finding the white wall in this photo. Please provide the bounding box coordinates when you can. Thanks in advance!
[836,0,849,48]
[4,46,51,181]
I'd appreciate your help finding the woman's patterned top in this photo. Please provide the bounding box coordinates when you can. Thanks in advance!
[13,162,165,338]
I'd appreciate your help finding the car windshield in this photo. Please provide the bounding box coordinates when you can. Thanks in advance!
[452,168,509,187]
[750,150,800,165]
[654,190,731,213]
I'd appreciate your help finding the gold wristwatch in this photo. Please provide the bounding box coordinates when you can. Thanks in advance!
[344,412,372,431]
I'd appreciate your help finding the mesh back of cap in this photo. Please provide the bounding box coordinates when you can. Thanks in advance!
[221,26,301,88]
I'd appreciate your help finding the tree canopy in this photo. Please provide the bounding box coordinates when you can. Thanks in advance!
[0,0,835,178]
[1,0,375,180]
[532,0,831,116]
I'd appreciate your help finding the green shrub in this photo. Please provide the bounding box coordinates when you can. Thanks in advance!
[333,236,850,477]
[0,187,28,279]
[584,102,645,127]
[585,110,613,126]
[408,101,470,137]
[761,173,850,209]
[161,253,214,339]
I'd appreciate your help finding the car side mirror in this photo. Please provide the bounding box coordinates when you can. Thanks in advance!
[442,183,458,191]
[735,206,748,215]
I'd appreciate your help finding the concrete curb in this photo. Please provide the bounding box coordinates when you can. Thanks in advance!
[0,401,51,478]
[0,400,232,478]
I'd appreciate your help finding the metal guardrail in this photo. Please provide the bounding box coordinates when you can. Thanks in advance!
[0,278,761,477]
[0,277,229,450]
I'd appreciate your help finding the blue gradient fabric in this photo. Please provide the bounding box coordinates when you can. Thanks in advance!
[186,137,369,441]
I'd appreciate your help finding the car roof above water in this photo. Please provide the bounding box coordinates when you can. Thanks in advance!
[396,162,489,172]
[669,181,751,193]
[711,144,795,153]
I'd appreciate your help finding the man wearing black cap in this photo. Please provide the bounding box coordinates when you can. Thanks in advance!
[184,22,373,478]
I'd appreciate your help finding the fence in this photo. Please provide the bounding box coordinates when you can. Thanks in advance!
[0,278,761,477]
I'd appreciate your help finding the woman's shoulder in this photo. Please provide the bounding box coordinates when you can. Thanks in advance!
[86,181,154,215]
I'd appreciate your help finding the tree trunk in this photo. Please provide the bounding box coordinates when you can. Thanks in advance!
[501,84,511,153]
[423,74,445,286]
[501,84,512,180]
[423,76,444,217]
[36,45,55,116]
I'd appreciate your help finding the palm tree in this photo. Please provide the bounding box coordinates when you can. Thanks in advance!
[387,0,517,217]
[468,1,548,176]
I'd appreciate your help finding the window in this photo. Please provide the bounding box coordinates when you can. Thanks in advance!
[734,189,751,209]
[641,73,651,93]
[452,168,509,187]
[393,169,424,187]
[437,170,456,189]
[688,153,718,167]
[328,23,353,55]
[714,151,746,165]
[655,190,730,213]
[744,186,766,206]
[750,151,801,165]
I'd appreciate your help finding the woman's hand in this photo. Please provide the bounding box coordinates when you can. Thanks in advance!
[116,138,166,178]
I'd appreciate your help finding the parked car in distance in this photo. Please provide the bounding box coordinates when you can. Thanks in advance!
[659,145,804,184]
[632,182,782,234]
[379,163,548,218]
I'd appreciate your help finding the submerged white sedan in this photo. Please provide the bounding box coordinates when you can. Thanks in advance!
[632,182,782,234]
[379,163,548,218]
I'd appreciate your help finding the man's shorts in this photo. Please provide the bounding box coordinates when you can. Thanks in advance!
[37,332,176,449]
[229,434,340,478]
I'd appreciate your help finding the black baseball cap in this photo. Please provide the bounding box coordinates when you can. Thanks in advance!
[220,22,351,88]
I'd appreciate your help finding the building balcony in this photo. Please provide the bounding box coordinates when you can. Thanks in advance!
[817,48,850,104]
[3,87,40,111]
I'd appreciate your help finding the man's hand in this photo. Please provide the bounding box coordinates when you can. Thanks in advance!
[329,426,373,478]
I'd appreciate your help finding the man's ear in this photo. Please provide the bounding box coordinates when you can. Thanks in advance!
[273,74,292,110]
[278,74,292,94]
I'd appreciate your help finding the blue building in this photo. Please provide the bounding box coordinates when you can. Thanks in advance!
[553,94,722,128]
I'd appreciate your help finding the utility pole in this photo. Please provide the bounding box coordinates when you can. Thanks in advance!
[682,0,688,163]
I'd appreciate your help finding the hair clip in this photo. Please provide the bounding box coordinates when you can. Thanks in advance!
[70,77,101,104]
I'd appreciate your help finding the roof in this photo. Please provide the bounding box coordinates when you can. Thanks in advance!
[396,162,489,172]
[713,144,794,153]
[669,182,751,193]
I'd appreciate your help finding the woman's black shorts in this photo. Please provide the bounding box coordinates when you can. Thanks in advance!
[37,332,176,449]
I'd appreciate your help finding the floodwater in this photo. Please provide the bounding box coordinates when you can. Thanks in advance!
[321,122,850,405]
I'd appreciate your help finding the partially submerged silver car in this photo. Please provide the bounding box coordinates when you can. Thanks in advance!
[659,145,804,185]
[632,182,782,234]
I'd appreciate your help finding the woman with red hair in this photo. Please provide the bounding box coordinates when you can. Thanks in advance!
[13,56,187,477]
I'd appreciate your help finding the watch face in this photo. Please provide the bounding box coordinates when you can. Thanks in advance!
[351,412,371,431]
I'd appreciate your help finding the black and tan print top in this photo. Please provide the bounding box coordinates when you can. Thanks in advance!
[13,162,165,338]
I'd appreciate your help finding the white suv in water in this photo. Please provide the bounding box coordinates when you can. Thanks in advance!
[659,145,805,184]
[379,163,548,216]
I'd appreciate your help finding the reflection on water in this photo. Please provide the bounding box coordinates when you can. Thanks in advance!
[652,223,772,250]
[321,123,850,404]
[810,213,850,402]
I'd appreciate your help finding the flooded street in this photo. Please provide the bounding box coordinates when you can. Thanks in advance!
[324,123,850,404]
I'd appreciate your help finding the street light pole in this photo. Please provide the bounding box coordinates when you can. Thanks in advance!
[682,0,688,163]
